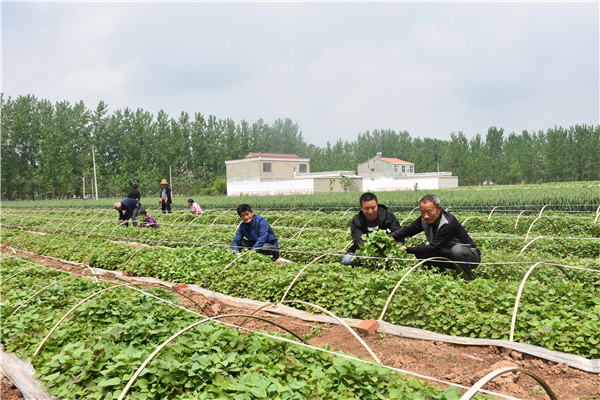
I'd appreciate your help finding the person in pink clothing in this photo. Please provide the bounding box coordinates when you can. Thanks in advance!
[188,199,204,215]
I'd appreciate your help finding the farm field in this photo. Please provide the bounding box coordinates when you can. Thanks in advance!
[1,187,599,399]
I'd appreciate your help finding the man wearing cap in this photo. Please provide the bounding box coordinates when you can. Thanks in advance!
[159,179,172,214]
[114,197,139,226]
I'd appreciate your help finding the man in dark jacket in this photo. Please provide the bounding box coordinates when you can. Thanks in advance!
[389,194,480,279]
[114,197,139,227]
[341,192,401,266]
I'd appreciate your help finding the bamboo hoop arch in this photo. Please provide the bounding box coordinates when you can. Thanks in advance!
[538,204,552,218]
[219,250,253,274]
[509,261,570,342]
[289,218,319,240]
[33,283,132,357]
[460,216,489,232]
[1,265,47,286]
[487,206,502,219]
[120,246,146,270]
[29,281,205,358]
[338,207,354,220]
[514,210,531,229]
[68,212,97,232]
[182,242,228,262]
[213,314,305,343]
[524,216,558,242]
[116,312,305,400]
[116,316,209,400]
[271,208,295,225]
[190,210,232,246]
[244,300,381,365]
[594,204,600,224]
[459,367,557,400]
[400,207,420,225]
[342,240,354,253]
[160,212,189,240]
[518,236,571,257]
[3,271,135,322]
[182,215,201,233]
[4,275,79,322]
[280,252,340,303]
[54,210,72,228]
[85,219,111,239]
[379,257,465,321]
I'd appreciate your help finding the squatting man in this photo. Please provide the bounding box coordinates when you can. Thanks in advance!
[389,194,481,280]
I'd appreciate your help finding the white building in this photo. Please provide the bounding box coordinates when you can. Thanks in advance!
[357,156,458,191]
[225,153,362,196]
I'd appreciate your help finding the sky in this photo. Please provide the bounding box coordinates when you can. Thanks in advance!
[2,1,599,147]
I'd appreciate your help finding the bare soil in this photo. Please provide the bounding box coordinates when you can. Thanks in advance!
[2,246,599,400]
[1,375,24,400]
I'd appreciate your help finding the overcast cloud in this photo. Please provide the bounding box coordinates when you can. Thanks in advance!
[2,1,598,146]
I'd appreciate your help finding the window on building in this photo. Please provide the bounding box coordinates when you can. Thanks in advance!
[409,166,414,173]
[394,165,398,172]
[299,164,307,173]
[371,168,375,172]
[402,166,405,173]
[263,163,271,172]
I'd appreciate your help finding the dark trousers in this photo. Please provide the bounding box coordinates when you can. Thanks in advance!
[131,203,141,227]
[161,200,171,213]
[239,239,279,261]
[412,244,480,280]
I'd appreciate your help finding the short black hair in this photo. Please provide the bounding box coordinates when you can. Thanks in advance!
[132,184,139,190]
[188,199,194,203]
[359,192,378,206]
[139,208,147,215]
[237,204,252,216]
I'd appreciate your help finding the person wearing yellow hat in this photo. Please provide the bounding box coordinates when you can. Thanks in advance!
[159,179,172,213]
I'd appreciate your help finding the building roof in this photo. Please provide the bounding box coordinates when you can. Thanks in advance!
[377,157,413,164]
[245,152,302,159]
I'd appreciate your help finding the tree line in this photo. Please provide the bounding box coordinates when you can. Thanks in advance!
[2,94,598,200]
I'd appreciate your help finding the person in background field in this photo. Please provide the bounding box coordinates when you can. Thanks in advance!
[114,197,139,227]
[389,194,481,280]
[341,192,402,266]
[231,204,280,261]
[138,209,159,228]
[188,199,204,215]
[159,179,172,214]
[127,184,141,227]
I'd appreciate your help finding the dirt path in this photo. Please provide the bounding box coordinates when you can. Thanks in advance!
[2,247,599,400]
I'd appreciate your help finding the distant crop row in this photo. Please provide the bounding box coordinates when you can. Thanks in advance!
[4,180,600,211]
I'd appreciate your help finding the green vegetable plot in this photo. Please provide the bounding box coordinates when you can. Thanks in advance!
[2,206,599,360]
[2,256,492,400]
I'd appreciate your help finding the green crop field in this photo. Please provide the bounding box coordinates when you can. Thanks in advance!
[1,182,599,399]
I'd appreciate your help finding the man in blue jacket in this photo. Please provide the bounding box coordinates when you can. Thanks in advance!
[231,204,280,261]
[114,197,139,227]
[389,194,480,279]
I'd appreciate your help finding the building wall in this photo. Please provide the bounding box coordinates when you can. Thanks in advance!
[357,158,414,179]
[259,160,310,181]
[226,159,261,183]
[313,177,363,193]
[227,178,314,196]
[226,158,310,182]
[362,175,458,192]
